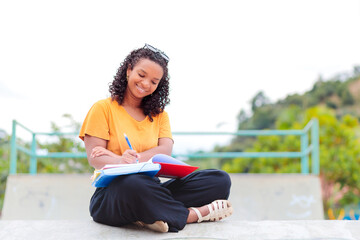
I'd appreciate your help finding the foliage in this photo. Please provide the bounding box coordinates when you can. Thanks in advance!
[223,106,360,216]
[0,133,33,215]
[220,69,360,217]
[0,114,91,216]
[0,134,10,215]
[251,91,270,112]
[36,114,92,174]
[238,92,279,130]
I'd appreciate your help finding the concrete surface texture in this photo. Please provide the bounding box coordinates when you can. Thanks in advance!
[1,173,358,240]
[0,219,359,240]
[229,174,324,220]
[2,174,94,220]
[2,173,324,221]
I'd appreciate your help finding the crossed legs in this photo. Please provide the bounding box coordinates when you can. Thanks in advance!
[90,169,232,232]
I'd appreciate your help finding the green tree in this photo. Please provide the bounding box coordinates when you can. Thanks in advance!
[37,114,91,174]
[222,106,360,216]
[0,133,10,215]
[354,65,360,76]
[251,91,270,112]
[0,115,91,215]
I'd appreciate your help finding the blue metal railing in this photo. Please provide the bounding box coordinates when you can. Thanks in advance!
[9,118,320,175]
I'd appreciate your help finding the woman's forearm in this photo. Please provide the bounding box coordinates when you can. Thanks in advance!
[89,154,121,169]
[138,139,173,162]
[138,147,170,162]
[84,135,173,168]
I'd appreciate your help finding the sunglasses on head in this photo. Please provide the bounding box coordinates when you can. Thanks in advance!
[144,43,170,63]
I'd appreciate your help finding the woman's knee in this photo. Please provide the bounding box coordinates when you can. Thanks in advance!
[113,174,149,185]
[202,169,231,185]
[203,169,232,197]
[108,175,152,196]
[217,170,231,187]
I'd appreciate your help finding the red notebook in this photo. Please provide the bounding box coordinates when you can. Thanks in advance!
[151,154,199,178]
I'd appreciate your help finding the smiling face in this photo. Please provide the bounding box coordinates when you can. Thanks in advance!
[125,58,164,101]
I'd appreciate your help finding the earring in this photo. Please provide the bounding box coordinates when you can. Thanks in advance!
[126,75,129,81]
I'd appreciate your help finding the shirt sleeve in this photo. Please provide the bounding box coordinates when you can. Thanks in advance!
[158,111,173,140]
[79,100,110,141]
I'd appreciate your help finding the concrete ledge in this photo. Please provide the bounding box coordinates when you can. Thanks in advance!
[0,220,359,240]
[2,173,324,220]
[229,174,324,220]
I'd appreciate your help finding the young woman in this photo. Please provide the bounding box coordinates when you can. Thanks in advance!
[79,44,233,233]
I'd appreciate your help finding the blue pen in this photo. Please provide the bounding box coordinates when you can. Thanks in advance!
[124,133,138,163]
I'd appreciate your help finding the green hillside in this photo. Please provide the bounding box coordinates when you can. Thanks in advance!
[238,67,360,132]
[214,66,360,217]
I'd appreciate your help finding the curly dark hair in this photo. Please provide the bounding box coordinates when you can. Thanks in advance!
[109,46,170,122]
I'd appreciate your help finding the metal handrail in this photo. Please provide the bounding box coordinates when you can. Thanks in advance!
[9,118,320,175]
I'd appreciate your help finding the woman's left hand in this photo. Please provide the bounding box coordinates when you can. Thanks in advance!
[91,146,117,159]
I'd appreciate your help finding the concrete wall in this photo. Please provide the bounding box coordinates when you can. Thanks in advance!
[2,174,94,220]
[229,174,324,220]
[1,173,324,220]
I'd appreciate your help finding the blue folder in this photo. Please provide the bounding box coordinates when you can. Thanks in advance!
[92,162,161,187]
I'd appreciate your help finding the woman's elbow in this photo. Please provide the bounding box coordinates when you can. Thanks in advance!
[162,142,173,156]
[88,157,101,169]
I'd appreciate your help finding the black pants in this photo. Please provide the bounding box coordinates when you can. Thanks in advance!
[89,169,231,232]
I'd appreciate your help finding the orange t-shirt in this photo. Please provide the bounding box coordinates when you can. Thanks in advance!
[79,98,172,155]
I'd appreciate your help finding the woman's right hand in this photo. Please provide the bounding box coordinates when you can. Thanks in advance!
[84,134,142,169]
[119,149,140,164]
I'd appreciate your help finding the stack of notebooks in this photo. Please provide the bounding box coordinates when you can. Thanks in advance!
[91,154,199,187]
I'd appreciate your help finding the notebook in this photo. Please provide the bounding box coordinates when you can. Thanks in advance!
[151,154,199,178]
[92,162,160,187]
[91,154,199,187]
